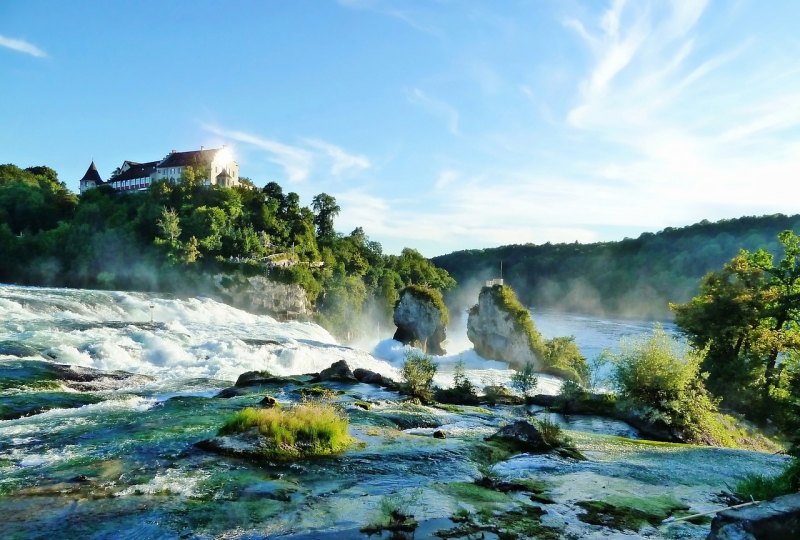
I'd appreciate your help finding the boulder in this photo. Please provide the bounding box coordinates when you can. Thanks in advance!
[488,420,549,452]
[428,325,447,356]
[259,395,278,408]
[467,284,543,371]
[215,387,250,399]
[433,430,446,439]
[319,360,357,382]
[707,493,800,539]
[212,274,312,319]
[0,340,40,358]
[235,370,282,387]
[353,368,384,385]
[392,286,448,355]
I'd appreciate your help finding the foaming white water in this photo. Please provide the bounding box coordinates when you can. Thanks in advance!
[116,469,210,498]
[1,284,565,391]
[372,338,562,394]
[0,285,397,382]
[0,396,157,447]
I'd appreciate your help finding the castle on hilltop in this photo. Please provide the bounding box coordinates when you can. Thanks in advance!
[79,146,240,194]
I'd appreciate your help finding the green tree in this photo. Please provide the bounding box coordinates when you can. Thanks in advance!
[402,351,438,401]
[311,192,341,243]
[182,235,201,264]
[672,230,800,414]
[156,207,181,244]
[510,362,538,397]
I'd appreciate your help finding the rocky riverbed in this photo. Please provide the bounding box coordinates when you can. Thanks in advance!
[0,284,791,539]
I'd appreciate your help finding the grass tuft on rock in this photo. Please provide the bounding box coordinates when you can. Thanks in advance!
[218,402,353,459]
[735,459,800,501]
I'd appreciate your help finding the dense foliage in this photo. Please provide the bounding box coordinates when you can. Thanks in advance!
[0,163,454,339]
[609,327,721,443]
[671,230,800,427]
[401,351,438,401]
[434,214,800,319]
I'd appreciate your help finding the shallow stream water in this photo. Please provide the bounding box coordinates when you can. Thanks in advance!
[0,285,786,539]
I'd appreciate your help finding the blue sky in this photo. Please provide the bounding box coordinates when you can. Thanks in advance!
[2,1,800,256]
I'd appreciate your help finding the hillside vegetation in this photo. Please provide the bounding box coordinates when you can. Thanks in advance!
[433,214,800,319]
[0,163,454,339]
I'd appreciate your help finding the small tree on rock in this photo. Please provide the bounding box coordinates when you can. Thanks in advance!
[510,362,538,397]
[402,351,437,401]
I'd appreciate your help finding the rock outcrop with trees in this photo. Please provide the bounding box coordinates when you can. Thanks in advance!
[392,285,449,354]
[467,284,545,371]
[0,163,455,340]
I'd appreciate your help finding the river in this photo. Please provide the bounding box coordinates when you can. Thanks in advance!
[0,284,784,539]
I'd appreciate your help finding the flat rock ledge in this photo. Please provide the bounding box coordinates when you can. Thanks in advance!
[707,493,800,540]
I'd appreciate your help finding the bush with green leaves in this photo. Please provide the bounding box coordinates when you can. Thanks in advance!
[557,379,587,405]
[435,359,479,405]
[609,326,719,442]
[543,336,589,384]
[510,362,538,397]
[402,351,438,401]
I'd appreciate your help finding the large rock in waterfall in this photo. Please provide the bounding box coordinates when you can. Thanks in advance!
[467,283,545,371]
[212,274,312,319]
[392,285,448,355]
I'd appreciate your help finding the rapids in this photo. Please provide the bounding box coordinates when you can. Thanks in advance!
[0,285,788,539]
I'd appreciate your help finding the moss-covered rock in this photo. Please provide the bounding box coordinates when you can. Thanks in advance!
[488,419,586,460]
[393,285,449,354]
[467,285,545,371]
[198,403,354,461]
[576,495,689,531]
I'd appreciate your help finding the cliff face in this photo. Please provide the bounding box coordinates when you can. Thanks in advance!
[467,285,544,370]
[393,286,447,355]
[213,274,311,319]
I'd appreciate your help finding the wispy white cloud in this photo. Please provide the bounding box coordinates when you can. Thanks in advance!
[203,124,370,183]
[407,88,461,136]
[303,138,370,176]
[559,0,800,230]
[0,34,46,58]
[204,125,313,183]
[336,0,443,38]
[434,169,459,190]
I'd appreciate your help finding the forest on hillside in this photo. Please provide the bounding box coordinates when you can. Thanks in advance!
[433,214,800,319]
[0,164,454,339]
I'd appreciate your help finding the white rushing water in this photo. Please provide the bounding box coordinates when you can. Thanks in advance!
[0,284,788,540]
[0,284,398,383]
[0,284,671,393]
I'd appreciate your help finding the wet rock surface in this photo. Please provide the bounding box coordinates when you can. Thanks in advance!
[707,493,800,540]
[488,420,549,452]
[213,274,312,318]
[319,360,357,382]
[392,287,447,354]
